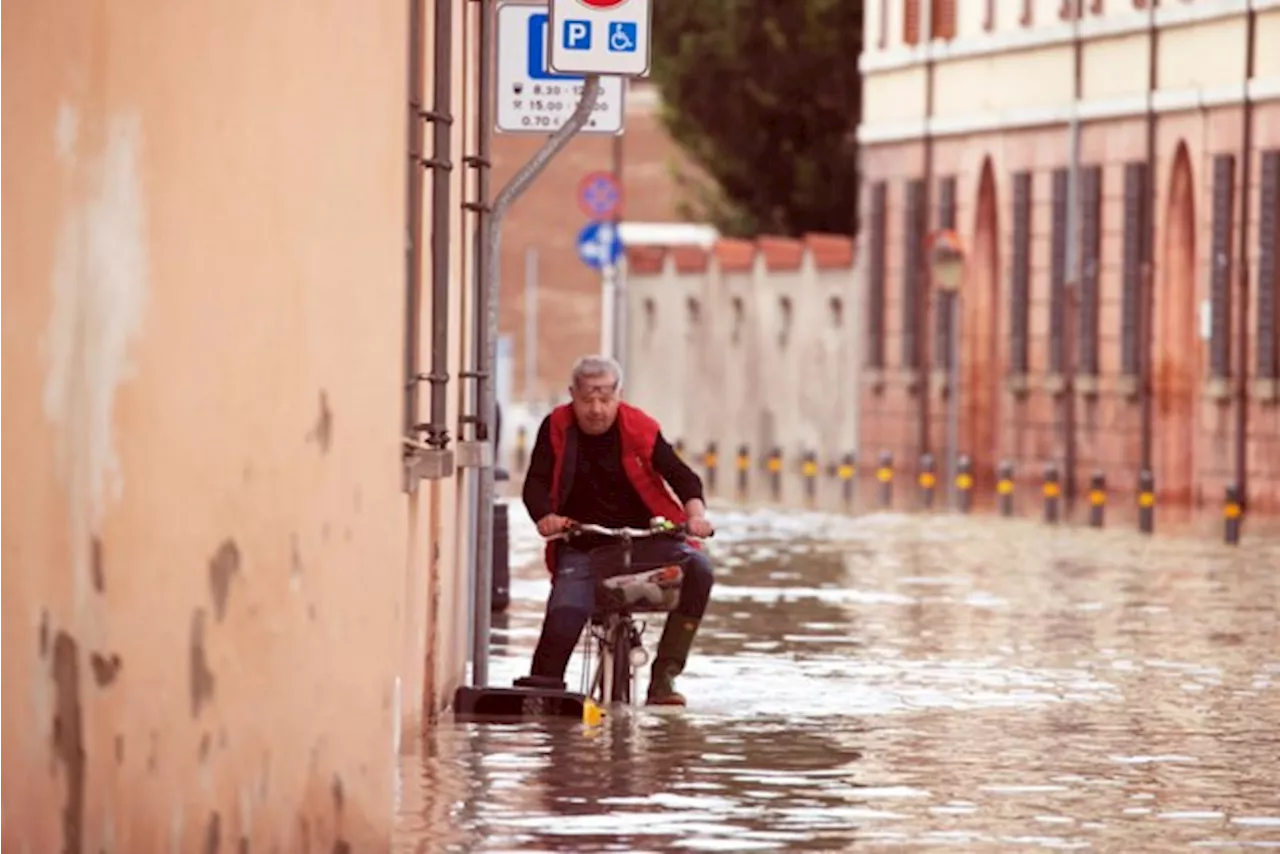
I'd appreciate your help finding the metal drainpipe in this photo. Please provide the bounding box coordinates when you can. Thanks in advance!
[917,0,935,463]
[1138,0,1158,477]
[471,77,603,688]
[404,0,426,450]
[422,0,456,451]
[1062,0,1082,512]
[1235,0,1257,511]
[462,0,495,686]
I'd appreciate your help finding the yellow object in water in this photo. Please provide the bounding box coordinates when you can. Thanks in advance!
[582,699,604,726]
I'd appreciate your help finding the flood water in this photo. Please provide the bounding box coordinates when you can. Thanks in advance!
[396,505,1280,852]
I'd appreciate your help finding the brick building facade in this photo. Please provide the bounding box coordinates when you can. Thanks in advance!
[858,0,1280,511]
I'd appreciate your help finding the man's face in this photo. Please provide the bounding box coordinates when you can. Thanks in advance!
[570,372,621,435]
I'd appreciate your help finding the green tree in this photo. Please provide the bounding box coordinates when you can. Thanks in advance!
[650,0,862,238]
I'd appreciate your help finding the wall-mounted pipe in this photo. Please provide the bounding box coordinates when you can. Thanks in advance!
[1138,0,1158,478]
[1234,0,1257,511]
[917,0,935,464]
[404,0,426,447]
[464,0,496,687]
[422,0,456,451]
[1062,0,1083,512]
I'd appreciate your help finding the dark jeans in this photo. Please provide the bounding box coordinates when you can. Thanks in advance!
[529,543,714,681]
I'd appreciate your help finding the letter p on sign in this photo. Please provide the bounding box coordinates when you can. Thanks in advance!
[564,19,591,50]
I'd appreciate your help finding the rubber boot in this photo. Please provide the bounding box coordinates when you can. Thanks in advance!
[646,616,700,706]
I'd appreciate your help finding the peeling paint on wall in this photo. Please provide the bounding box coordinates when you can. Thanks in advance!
[42,106,149,620]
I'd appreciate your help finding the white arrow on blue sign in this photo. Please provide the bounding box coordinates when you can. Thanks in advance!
[576,221,624,270]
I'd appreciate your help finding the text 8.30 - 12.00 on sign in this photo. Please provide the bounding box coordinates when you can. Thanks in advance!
[494,2,625,135]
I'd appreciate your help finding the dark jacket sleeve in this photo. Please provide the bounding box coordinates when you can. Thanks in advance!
[651,431,704,504]
[522,416,556,522]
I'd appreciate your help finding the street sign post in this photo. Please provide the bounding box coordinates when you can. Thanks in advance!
[577,170,624,219]
[496,2,625,134]
[577,220,625,359]
[548,0,653,77]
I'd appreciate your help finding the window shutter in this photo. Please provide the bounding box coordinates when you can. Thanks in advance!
[1256,150,1279,380]
[902,179,925,369]
[934,176,957,370]
[1121,162,1148,377]
[867,182,888,369]
[1078,165,1102,377]
[1010,172,1033,375]
[1050,168,1069,374]
[1210,154,1235,380]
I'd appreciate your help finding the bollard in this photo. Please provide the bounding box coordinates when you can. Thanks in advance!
[768,446,783,501]
[876,450,894,509]
[1224,484,1243,545]
[802,451,819,505]
[838,452,856,508]
[1043,464,1061,524]
[491,501,510,613]
[1137,469,1155,534]
[703,441,719,495]
[736,444,750,498]
[956,454,973,514]
[1088,471,1106,528]
[514,425,528,472]
[996,459,1015,517]
[918,453,937,509]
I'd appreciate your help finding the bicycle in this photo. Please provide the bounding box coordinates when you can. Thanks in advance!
[547,517,708,707]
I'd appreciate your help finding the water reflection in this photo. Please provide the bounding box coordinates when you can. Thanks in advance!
[398,507,1280,852]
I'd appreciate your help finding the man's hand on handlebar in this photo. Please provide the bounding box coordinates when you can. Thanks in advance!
[536,513,573,538]
[686,515,715,539]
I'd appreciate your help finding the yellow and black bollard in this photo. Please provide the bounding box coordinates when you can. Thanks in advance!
[768,446,783,501]
[802,451,819,506]
[996,459,1015,517]
[514,425,528,471]
[1137,469,1155,534]
[876,450,894,509]
[703,441,719,495]
[1088,470,1106,528]
[918,453,937,509]
[736,444,750,499]
[1224,484,1243,545]
[838,452,856,508]
[956,454,974,514]
[1043,464,1061,524]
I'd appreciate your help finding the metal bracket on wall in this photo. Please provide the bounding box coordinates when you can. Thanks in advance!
[403,435,455,486]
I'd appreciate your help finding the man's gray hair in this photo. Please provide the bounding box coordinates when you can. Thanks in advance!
[571,354,624,389]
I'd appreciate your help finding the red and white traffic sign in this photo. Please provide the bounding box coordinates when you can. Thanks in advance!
[577,171,624,219]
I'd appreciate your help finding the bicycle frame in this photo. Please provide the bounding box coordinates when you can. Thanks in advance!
[585,609,648,705]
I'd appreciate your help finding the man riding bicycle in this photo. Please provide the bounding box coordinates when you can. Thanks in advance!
[520,355,715,706]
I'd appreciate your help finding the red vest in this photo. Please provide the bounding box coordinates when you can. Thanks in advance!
[543,401,693,573]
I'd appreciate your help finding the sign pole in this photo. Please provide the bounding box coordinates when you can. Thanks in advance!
[472,76,602,689]
[600,262,617,357]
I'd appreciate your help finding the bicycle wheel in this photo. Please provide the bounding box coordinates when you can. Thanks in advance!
[610,622,632,704]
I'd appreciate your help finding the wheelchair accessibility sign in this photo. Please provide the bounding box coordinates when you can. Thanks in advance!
[549,0,652,77]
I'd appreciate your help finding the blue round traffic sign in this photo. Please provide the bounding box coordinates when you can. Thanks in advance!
[576,220,624,270]
[577,171,624,220]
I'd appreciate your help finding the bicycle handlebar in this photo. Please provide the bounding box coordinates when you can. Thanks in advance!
[545,519,714,542]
